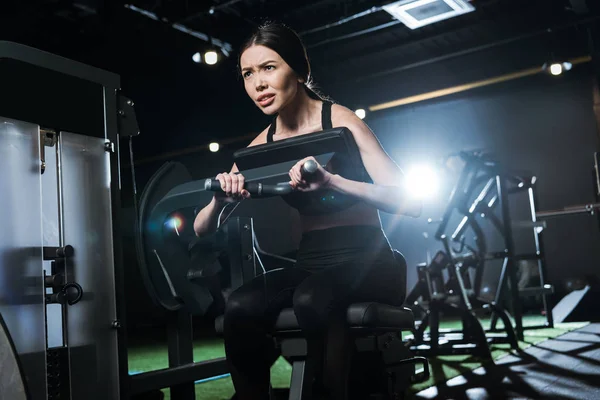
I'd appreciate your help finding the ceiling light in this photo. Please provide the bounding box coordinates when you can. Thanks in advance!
[550,63,563,76]
[192,52,202,63]
[204,51,218,65]
[209,142,220,152]
[543,61,573,76]
[383,0,475,30]
[355,109,366,119]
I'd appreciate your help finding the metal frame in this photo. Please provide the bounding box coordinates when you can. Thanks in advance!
[0,41,125,399]
[128,216,257,399]
[409,152,554,357]
[488,178,554,336]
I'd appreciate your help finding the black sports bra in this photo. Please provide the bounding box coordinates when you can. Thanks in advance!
[267,101,367,216]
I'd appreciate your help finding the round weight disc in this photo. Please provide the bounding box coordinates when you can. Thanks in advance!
[135,161,219,315]
[135,161,193,311]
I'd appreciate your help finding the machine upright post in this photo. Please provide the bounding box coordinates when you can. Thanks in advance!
[529,183,553,328]
[167,309,196,399]
[496,175,524,341]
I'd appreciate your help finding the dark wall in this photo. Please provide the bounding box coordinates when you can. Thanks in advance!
[364,65,600,290]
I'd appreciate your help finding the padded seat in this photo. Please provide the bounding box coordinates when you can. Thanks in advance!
[214,302,414,335]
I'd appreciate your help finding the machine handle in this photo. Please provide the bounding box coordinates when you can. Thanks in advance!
[204,160,319,197]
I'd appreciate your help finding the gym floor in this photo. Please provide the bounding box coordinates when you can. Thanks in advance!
[128,317,597,399]
[414,323,600,399]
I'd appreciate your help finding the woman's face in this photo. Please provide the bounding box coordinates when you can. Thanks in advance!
[240,45,302,115]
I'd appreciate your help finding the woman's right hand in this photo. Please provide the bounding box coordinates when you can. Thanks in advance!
[214,172,250,203]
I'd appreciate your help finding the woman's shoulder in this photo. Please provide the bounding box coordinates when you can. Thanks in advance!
[246,125,271,148]
[329,103,372,136]
[330,103,363,124]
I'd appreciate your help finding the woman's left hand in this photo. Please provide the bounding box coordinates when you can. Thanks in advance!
[289,156,332,192]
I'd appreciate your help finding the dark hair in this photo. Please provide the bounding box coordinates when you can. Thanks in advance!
[239,22,327,101]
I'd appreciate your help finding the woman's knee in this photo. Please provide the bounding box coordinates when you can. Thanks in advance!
[293,284,333,334]
[223,289,264,335]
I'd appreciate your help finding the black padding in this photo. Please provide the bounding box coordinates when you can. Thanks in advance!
[214,303,414,334]
[234,127,368,183]
[347,303,414,329]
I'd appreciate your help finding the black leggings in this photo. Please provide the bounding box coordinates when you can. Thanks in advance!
[222,226,406,399]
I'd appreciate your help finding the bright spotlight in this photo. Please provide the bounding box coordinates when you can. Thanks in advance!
[209,142,220,152]
[355,109,366,119]
[192,52,202,63]
[205,51,218,65]
[405,164,440,199]
[550,63,562,76]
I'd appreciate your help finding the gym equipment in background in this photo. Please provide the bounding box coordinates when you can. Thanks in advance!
[534,152,600,324]
[405,150,554,358]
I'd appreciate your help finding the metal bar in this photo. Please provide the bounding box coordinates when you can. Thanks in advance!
[518,285,554,297]
[180,0,245,23]
[300,6,383,36]
[288,360,308,400]
[529,185,553,328]
[514,253,543,260]
[308,20,401,49]
[536,202,600,218]
[497,175,523,340]
[128,358,229,395]
[435,163,476,240]
[123,4,233,54]
[0,41,120,88]
[228,217,256,290]
[490,257,508,333]
[451,177,496,240]
[105,85,130,400]
[167,310,195,399]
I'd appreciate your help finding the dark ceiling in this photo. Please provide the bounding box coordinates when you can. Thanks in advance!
[1,0,599,158]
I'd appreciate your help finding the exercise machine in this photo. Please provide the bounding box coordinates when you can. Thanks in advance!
[406,150,554,358]
[134,127,430,399]
[0,41,137,399]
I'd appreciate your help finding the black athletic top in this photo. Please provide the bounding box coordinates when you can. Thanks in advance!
[266,101,365,216]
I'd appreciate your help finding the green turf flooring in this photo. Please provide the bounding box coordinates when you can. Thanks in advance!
[127,315,589,400]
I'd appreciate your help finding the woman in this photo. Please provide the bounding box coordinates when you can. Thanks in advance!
[193,22,421,400]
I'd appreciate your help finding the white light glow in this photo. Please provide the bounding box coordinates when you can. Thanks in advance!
[192,52,202,63]
[209,142,220,152]
[355,109,366,119]
[550,63,563,76]
[405,164,440,198]
[205,51,218,65]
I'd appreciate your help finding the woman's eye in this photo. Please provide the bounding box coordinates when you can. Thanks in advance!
[243,71,252,79]
[265,65,274,71]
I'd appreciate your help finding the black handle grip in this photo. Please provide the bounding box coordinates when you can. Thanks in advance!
[205,160,319,197]
[204,179,293,197]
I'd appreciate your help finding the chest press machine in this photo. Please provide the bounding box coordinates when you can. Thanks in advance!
[135,128,430,399]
